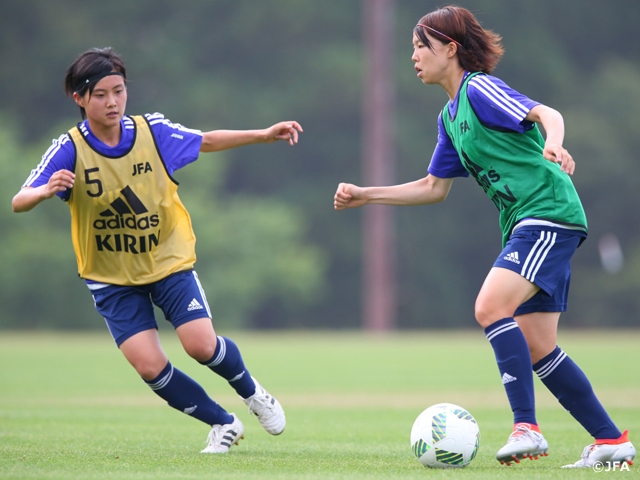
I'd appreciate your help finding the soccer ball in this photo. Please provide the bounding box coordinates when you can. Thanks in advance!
[410,403,480,468]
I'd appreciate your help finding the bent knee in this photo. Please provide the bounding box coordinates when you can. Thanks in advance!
[184,342,216,363]
[133,358,168,381]
[474,299,512,329]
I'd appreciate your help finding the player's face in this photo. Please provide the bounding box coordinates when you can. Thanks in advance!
[411,33,450,85]
[76,74,127,131]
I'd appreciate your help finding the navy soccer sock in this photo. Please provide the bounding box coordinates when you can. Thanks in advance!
[533,346,621,439]
[201,336,256,399]
[485,318,537,425]
[144,362,233,426]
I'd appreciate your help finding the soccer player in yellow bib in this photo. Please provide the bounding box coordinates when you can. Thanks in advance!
[334,5,635,469]
[13,47,302,453]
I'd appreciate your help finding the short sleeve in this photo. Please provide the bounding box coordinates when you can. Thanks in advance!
[145,113,203,174]
[427,113,469,178]
[23,133,76,201]
[467,74,540,132]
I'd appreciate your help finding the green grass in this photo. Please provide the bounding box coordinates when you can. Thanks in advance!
[1,330,638,479]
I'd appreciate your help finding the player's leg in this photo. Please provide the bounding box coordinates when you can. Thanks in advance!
[154,270,285,435]
[120,328,244,453]
[476,267,539,426]
[118,329,234,425]
[175,318,286,435]
[513,310,558,364]
[475,267,549,464]
[118,328,168,379]
[92,283,242,453]
[517,312,635,468]
[175,318,255,398]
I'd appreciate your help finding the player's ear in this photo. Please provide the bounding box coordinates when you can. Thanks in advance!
[73,92,85,107]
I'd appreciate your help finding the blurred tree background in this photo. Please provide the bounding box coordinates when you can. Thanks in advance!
[1,0,639,330]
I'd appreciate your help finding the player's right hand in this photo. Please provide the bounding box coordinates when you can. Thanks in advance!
[45,169,75,197]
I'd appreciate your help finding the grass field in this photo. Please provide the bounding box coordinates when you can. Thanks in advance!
[1,329,638,479]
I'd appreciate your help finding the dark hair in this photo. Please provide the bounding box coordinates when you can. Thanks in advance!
[414,5,504,74]
[64,47,127,119]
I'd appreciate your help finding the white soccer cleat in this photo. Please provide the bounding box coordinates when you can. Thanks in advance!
[562,430,635,468]
[496,423,549,466]
[201,413,244,454]
[242,377,286,435]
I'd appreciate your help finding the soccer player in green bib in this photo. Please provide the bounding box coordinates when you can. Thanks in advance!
[334,5,635,469]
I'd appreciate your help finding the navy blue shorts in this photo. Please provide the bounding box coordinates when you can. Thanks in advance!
[493,227,584,315]
[90,270,212,347]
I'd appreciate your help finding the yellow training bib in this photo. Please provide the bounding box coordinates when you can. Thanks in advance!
[68,116,196,285]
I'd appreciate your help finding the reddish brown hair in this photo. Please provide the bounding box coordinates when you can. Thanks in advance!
[414,5,504,74]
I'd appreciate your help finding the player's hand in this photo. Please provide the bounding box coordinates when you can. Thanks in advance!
[264,121,303,145]
[334,183,368,210]
[44,169,75,198]
[543,143,575,175]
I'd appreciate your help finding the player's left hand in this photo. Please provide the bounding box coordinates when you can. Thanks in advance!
[264,121,303,145]
[543,143,575,175]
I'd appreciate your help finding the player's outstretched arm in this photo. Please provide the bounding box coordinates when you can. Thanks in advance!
[334,175,454,211]
[334,183,369,210]
[200,121,303,152]
[12,169,75,213]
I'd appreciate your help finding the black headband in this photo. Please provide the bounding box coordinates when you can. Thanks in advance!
[75,71,124,93]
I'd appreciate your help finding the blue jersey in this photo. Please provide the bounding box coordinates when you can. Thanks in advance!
[23,113,203,199]
[428,73,540,179]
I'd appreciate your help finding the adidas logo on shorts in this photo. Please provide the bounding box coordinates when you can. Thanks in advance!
[503,251,520,264]
[187,298,204,311]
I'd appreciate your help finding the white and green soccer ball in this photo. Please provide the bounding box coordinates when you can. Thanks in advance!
[410,403,480,468]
